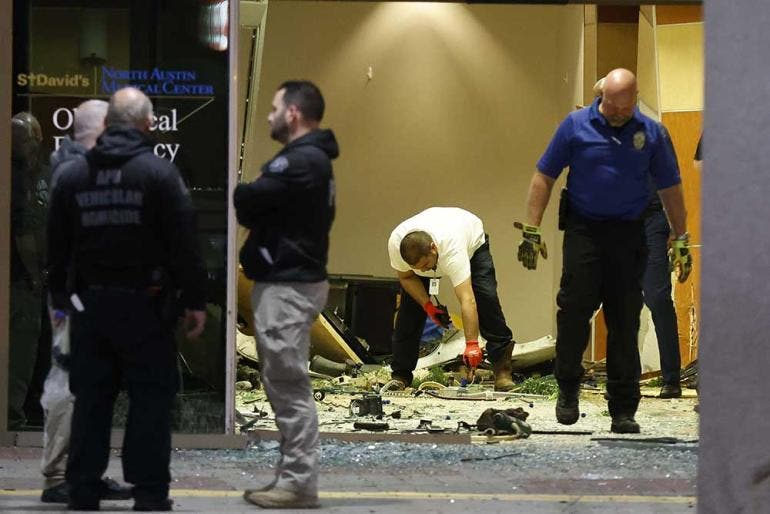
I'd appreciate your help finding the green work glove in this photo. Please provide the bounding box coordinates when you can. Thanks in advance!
[514,221,548,270]
[669,233,693,283]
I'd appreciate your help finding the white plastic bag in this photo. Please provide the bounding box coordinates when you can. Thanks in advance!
[40,313,73,411]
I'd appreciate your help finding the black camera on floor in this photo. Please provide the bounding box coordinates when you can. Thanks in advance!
[349,393,383,417]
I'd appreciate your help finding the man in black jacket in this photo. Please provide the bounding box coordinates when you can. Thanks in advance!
[47,87,207,511]
[40,99,133,505]
[234,80,338,510]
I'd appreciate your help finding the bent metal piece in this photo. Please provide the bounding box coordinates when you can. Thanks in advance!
[415,333,556,371]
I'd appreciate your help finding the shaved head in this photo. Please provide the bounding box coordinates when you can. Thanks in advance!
[599,68,637,127]
[73,100,108,149]
[105,87,153,131]
[603,68,637,96]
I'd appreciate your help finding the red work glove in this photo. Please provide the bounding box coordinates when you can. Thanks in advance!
[463,340,482,369]
[423,301,450,328]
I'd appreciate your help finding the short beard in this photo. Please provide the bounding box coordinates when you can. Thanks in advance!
[270,123,289,144]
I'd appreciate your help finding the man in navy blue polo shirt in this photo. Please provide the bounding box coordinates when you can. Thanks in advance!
[517,68,691,434]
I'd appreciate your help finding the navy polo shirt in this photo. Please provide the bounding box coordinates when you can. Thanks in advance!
[537,97,681,221]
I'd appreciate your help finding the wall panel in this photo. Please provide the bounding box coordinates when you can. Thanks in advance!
[596,23,638,79]
[637,8,659,117]
[657,23,704,112]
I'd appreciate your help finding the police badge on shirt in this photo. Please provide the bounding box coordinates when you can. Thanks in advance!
[633,131,646,150]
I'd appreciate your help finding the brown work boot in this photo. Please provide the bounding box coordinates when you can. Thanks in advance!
[492,342,515,391]
[380,376,409,392]
[243,488,320,509]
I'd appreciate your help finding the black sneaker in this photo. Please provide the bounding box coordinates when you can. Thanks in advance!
[133,498,173,511]
[99,477,133,500]
[659,383,682,399]
[555,390,580,425]
[611,415,640,434]
[41,482,69,503]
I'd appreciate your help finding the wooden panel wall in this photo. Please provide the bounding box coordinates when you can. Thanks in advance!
[656,5,703,25]
[662,111,703,365]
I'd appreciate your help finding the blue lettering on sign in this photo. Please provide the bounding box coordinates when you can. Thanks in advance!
[100,66,214,96]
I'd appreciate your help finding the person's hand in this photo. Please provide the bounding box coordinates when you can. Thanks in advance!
[463,340,482,369]
[669,234,693,283]
[514,222,548,270]
[423,301,450,328]
[49,309,68,329]
[183,309,207,339]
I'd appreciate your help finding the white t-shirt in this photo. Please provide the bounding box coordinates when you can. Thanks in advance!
[388,207,486,287]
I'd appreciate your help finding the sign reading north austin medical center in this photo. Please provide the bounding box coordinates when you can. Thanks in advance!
[16,66,217,164]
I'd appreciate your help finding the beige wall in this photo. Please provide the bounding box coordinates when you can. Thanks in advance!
[246,1,584,341]
[657,22,704,112]
[553,5,584,315]
[1,0,11,434]
[637,8,659,117]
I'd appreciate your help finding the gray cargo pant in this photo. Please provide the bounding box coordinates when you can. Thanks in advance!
[251,281,329,496]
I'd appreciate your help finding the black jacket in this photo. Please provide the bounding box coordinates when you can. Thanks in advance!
[234,129,338,282]
[47,126,207,310]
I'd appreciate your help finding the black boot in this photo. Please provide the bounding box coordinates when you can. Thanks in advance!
[659,383,682,399]
[555,388,580,425]
[610,415,640,434]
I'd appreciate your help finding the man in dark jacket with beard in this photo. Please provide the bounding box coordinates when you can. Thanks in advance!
[234,80,338,510]
[47,87,207,511]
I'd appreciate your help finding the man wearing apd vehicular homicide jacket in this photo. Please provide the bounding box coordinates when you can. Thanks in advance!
[47,87,207,511]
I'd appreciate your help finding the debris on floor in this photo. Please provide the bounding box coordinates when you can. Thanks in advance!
[234,291,698,443]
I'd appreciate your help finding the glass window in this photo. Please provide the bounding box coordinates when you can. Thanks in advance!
[10,0,230,433]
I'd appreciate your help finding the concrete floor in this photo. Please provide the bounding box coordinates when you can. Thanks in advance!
[0,389,698,513]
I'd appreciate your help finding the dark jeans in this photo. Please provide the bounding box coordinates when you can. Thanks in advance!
[66,288,178,506]
[555,216,646,418]
[391,236,513,384]
[643,209,681,385]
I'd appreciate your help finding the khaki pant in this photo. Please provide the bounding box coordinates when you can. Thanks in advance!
[40,314,73,489]
[251,281,328,496]
[41,379,74,488]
